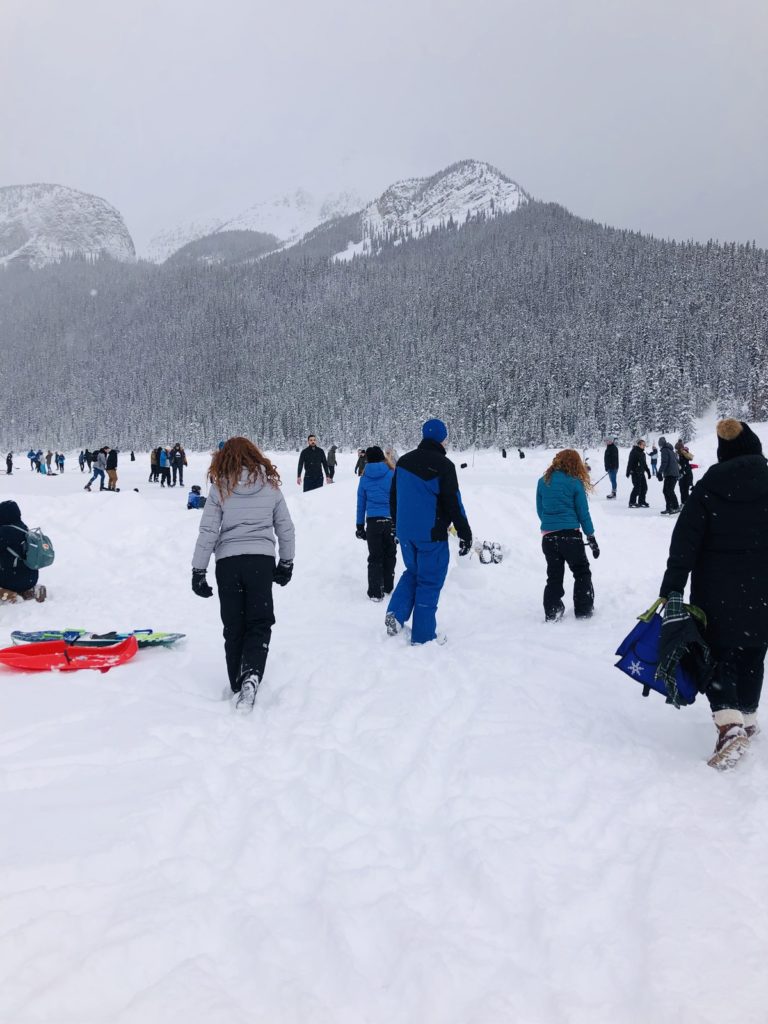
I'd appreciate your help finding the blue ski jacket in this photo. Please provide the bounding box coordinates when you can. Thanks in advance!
[356,461,394,523]
[536,471,595,535]
[391,438,471,544]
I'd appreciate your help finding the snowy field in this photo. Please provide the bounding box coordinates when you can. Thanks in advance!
[2,429,768,1024]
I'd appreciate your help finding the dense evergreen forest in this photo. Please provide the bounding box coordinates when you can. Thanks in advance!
[1,201,766,449]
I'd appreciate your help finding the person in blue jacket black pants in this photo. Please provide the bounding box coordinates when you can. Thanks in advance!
[536,449,599,621]
[386,419,472,645]
[355,446,397,601]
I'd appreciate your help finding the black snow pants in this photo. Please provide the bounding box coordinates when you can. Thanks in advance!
[542,529,594,619]
[707,644,768,715]
[303,474,324,493]
[629,471,648,506]
[172,463,184,486]
[366,516,397,599]
[679,472,692,504]
[215,554,276,692]
[662,477,680,512]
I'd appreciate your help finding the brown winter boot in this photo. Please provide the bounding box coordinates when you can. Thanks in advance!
[0,587,20,604]
[21,585,46,603]
[744,713,760,739]
[708,710,750,770]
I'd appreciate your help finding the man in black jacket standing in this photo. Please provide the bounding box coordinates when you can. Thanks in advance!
[626,439,651,508]
[604,438,619,499]
[297,435,331,492]
[386,418,472,645]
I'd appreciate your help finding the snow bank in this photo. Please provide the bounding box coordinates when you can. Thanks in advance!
[2,431,768,1023]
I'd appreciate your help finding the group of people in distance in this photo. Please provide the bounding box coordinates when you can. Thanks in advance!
[603,435,695,513]
[189,416,768,770]
[149,444,187,487]
[24,449,66,474]
[83,447,120,491]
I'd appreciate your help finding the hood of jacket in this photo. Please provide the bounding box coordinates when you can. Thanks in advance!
[228,470,268,497]
[363,461,391,481]
[0,500,22,526]
[701,454,768,503]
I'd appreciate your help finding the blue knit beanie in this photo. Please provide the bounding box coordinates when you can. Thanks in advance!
[422,418,448,443]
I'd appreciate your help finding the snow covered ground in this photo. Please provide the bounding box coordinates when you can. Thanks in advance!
[2,431,768,1024]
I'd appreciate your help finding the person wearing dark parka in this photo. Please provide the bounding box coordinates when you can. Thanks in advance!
[659,419,768,768]
[0,501,47,603]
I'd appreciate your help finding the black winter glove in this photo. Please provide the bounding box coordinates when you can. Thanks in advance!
[273,559,294,586]
[646,470,651,479]
[657,472,663,482]
[586,535,600,559]
[192,569,213,598]
[355,524,367,540]
[458,536,472,557]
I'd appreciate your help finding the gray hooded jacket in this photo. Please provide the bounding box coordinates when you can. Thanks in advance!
[191,472,295,571]
[658,439,680,479]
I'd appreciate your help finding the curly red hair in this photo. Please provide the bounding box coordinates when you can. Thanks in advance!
[543,449,593,491]
[208,437,281,499]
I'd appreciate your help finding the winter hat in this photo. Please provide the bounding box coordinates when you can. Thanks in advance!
[0,500,21,526]
[658,436,667,446]
[365,446,385,463]
[422,418,448,443]
[716,419,763,462]
[190,485,202,494]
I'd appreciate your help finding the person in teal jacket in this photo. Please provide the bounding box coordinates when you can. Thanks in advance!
[536,449,599,621]
[355,446,397,600]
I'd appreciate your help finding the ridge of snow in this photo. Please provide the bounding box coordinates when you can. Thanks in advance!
[336,160,528,261]
[0,184,136,268]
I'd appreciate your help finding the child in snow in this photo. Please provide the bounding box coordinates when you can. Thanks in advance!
[659,419,768,769]
[191,437,295,714]
[536,449,599,621]
[355,446,397,601]
[187,485,206,509]
[0,501,47,603]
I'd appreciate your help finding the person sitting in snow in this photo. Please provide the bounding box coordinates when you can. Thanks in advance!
[536,449,598,621]
[0,501,47,604]
[187,485,206,509]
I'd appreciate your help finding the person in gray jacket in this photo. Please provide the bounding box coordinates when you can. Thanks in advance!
[84,448,107,491]
[657,436,681,515]
[191,436,295,713]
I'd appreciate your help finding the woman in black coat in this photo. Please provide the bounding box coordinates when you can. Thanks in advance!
[659,419,768,768]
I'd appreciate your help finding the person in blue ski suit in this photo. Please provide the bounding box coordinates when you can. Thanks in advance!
[355,446,397,601]
[386,419,472,644]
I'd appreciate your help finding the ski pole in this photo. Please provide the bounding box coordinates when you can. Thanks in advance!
[591,472,609,486]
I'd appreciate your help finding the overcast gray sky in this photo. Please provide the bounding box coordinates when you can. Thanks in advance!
[2,0,767,252]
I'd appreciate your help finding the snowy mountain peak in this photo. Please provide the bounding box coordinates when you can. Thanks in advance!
[334,160,529,260]
[0,184,136,268]
[367,160,527,238]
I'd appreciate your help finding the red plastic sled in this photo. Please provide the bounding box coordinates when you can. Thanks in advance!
[0,635,138,673]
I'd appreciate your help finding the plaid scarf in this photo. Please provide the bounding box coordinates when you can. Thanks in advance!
[655,592,714,708]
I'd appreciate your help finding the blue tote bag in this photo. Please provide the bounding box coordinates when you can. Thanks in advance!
[615,599,699,705]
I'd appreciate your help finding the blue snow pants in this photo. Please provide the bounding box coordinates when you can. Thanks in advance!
[387,539,450,644]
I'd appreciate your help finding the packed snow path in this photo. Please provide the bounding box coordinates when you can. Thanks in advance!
[2,439,768,1024]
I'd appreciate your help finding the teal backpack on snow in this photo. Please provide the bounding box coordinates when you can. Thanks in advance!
[7,525,55,570]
